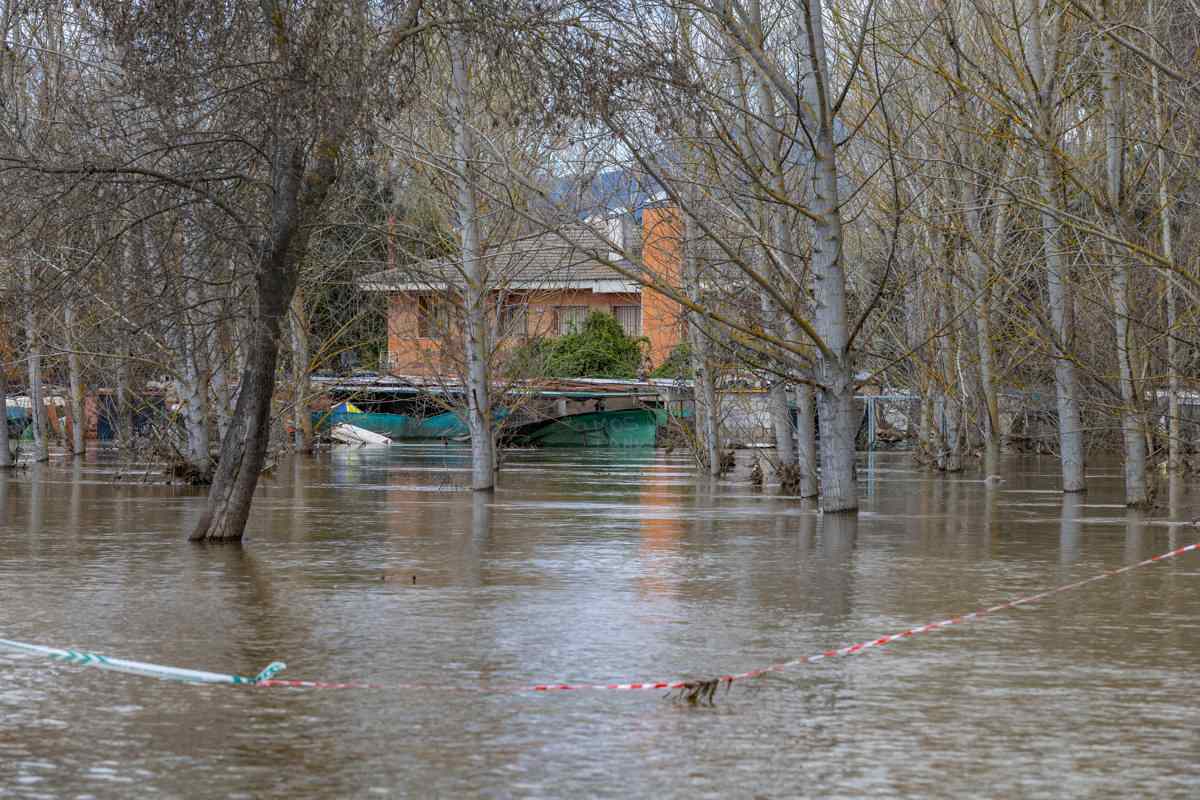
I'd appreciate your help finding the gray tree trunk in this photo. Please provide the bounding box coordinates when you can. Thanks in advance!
[684,221,721,476]
[113,235,135,450]
[741,3,796,474]
[1149,9,1180,471]
[798,0,856,511]
[24,262,48,462]
[64,299,86,455]
[1026,1,1085,492]
[961,151,1013,473]
[450,24,495,492]
[1099,6,1147,506]
[0,354,11,468]
[794,382,818,498]
[210,288,236,442]
[290,289,313,453]
[190,137,339,541]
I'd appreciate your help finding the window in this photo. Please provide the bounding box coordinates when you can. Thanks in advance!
[613,305,642,336]
[417,294,451,338]
[556,305,589,335]
[499,302,528,339]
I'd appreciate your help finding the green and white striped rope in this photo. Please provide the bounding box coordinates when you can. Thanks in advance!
[0,638,284,686]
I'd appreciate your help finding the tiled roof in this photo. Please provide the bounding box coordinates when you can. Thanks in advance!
[360,223,641,292]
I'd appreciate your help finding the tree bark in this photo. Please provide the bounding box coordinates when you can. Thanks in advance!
[794,381,818,498]
[64,299,86,455]
[450,22,496,492]
[24,262,48,463]
[189,139,329,542]
[1026,0,1085,492]
[0,354,11,468]
[799,0,856,511]
[290,289,313,453]
[961,149,1013,473]
[114,235,135,450]
[681,208,721,475]
[1099,2,1147,506]
[1149,2,1180,472]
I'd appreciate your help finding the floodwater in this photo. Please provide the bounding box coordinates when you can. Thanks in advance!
[2,447,1199,799]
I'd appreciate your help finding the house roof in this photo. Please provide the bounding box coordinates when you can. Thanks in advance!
[359,222,643,294]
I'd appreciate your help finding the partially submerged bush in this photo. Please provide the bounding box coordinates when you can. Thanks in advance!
[510,311,647,379]
[649,342,693,380]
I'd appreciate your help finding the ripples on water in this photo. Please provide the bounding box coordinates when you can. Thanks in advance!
[1,448,1199,798]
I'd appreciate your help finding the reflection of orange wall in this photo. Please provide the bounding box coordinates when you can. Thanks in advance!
[641,206,683,368]
[639,464,684,551]
[636,462,685,598]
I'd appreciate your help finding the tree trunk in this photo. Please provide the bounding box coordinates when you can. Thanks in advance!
[680,208,721,476]
[190,138,328,542]
[794,381,818,498]
[1099,5,1147,506]
[24,262,48,463]
[1035,155,1085,492]
[188,284,289,542]
[1026,0,1085,492]
[938,315,963,473]
[769,381,794,466]
[290,289,313,453]
[64,299,86,455]
[211,300,236,442]
[450,24,495,492]
[114,235,135,450]
[962,156,1011,473]
[0,355,11,468]
[1150,6,1180,471]
[800,1,856,512]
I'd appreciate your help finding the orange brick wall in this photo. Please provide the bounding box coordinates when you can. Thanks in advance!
[641,206,684,367]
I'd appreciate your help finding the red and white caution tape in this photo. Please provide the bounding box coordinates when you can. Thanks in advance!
[5,542,1197,695]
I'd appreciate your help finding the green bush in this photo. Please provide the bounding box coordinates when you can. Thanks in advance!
[510,311,647,379]
[649,342,693,379]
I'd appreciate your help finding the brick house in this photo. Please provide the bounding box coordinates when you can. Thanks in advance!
[360,205,684,375]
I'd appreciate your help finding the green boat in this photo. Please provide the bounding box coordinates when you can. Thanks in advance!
[313,410,469,440]
[508,408,663,447]
[314,406,665,447]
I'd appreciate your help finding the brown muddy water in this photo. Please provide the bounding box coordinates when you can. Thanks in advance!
[2,447,1199,798]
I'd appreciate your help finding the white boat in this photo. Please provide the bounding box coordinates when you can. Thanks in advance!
[329,423,392,446]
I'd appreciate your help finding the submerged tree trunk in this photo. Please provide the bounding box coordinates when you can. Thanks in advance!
[794,381,818,498]
[1099,7,1147,506]
[938,288,963,473]
[798,1,856,511]
[769,382,794,465]
[963,150,1013,473]
[0,355,11,468]
[290,289,313,453]
[680,207,721,476]
[1026,1,1085,492]
[64,299,86,455]
[24,262,48,463]
[450,24,495,492]
[189,141,332,542]
[1149,10,1180,471]
[210,299,236,442]
[1035,157,1085,493]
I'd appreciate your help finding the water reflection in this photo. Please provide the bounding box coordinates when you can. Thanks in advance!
[1060,492,1083,565]
[814,513,856,624]
[0,450,1198,798]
